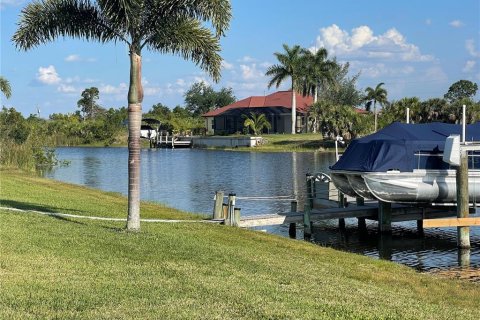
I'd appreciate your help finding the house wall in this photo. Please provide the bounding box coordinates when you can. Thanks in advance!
[208,112,308,135]
[205,117,214,135]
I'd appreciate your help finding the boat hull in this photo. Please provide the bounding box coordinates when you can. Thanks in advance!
[331,169,480,204]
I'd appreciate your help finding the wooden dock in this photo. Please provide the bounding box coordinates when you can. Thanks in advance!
[156,134,192,148]
[238,203,457,228]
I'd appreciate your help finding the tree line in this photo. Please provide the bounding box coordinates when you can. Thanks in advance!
[0,80,236,171]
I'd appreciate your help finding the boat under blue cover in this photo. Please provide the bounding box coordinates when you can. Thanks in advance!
[331,122,480,173]
[330,122,480,204]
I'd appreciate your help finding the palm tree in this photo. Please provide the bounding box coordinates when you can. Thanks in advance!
[13,0,231,231]
[266,44,302,134]
[242,112,271,135]
[365,82,388,132]
[0,76,12,99]
[299,47,336,104]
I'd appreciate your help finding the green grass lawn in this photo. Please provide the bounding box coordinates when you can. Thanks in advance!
[1,170,479,319]
[0,169,203,220]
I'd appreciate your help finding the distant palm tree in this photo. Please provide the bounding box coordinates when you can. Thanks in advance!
[0,76,12,99]
[365,82,388,131]
[13,0,231,231]
[266,44,302,134]
[243,112,271,136]
[299,47,336,103]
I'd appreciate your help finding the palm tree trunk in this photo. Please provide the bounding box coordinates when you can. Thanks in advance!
[291,83,296,134]
[374,100,377,132]
[126,49,143,231]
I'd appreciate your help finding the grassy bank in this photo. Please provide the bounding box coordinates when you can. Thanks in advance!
[1,171,479,319]
[206,133,340,152]
[0,170,202,220]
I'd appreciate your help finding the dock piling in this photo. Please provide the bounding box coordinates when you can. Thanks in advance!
[213,190,224,220]
[289,201,297,238]
[457,149,470,248]
[356,197,367,231]
[378,201,392,233]
[338,193,347,230]
[233,207,241,227]
[458,248,471,267]
[417,219,424,235]
[304,203,312,240]
[306,174,314,208]
[226,193,236,226]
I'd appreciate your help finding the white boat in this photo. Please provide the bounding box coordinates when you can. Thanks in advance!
[141,124,157,139]
[332,169,480,204]
[330,122,480,204]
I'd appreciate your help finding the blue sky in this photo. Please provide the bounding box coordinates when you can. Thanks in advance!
[1,0,479,116]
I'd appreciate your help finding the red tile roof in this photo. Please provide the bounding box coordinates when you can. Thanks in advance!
[202,90,313,117]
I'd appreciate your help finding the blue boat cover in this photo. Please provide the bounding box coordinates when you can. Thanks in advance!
[330,122,480,172]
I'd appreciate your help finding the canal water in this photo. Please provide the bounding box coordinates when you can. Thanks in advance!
[45,147,480,273]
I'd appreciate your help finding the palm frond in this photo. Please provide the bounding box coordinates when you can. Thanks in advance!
[144,18,222,81]
[97,0,142,33]
[265,65,288,89]
[12,0,123,50]
[143,0,231,37]
[0,76,12,99]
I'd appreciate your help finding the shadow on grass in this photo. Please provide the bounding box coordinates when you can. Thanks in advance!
[50,214,87,226]
[101,225,126,233]
[0,199,88,215]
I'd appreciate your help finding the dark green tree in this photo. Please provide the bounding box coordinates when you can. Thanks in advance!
[317,62,363,107]
[380,97,420,126]
[148,103,171,119]
[0,107,30,144]
[13,0,231,231]
[184,82,235,116]
[77,87,100,119]
[444,80,478,103]
[266,44,303,134]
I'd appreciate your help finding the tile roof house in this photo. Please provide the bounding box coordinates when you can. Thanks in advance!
[202,90,313,134]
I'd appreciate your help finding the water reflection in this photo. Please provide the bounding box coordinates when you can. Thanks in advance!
[47,147,335,215]
[83,156,101,187]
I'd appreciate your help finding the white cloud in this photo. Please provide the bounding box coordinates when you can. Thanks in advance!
[350,61,415,79]
[64,54,96,62]
[221,60,234,70]
[237,56,256,63]
[350,26,375,48]
[176,78,186,87]
[449,20,464,28]
[240,64,264,80]
[65,54,81,62]
[466,39,480,58]
[37,65,61,85]
[0,0,25,10]
[424,66,448,82]
[57,84,77,93]
[463,60,477,73]
[100,83,128,95]
[144,87,161,96]
[313,24,433,62]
